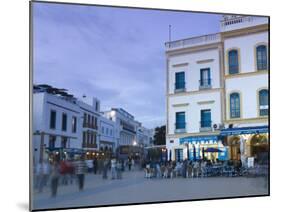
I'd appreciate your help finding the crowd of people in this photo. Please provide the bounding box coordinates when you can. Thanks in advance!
[34,155,137,198]
[143,159,243,179]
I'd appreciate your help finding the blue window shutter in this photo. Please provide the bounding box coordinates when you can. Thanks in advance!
[201,109,211,127]
[256,45,267,70]
[228,50,239,74]
[176,112,185,129]
[230,93,240,118]
[259,89,268,116]
[175,72,185,89]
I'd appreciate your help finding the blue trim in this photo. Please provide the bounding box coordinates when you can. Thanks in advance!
[180,135,219,144]
[220,125,268,136]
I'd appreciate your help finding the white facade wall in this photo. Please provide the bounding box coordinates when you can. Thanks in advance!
[32,92,82,164]
[99,115,117,151]
[224,32,268,75]
[168,49,221,94]
[168,92,222,135]
[224,31,268,123]
[225,74,268,120]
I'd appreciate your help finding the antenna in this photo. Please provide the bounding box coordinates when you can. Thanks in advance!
[169,25,171,47]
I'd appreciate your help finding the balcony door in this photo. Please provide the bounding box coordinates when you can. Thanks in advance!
[201,109,211,128]
[200,68,211,86]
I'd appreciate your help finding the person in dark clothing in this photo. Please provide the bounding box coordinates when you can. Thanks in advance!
[182,159,187,178]
[93,158,98,174]
[128,157,132,171]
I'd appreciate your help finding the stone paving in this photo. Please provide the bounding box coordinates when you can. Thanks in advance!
[32,170,268,210]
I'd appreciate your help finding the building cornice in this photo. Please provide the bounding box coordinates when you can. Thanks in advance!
[167,88,222,97]
[167,131,220,139]
[221,24,268,39]
[224,117,268,124]
[166,42,222,57]
[225,70,268,79]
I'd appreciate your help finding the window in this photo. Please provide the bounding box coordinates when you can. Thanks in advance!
[61,137,67,148]
[102,126,104,134]
[49,110,56,129]
[175,72,185,90]
[175,149,183,162]
[83,113,87,126]
[62,113,67,131]
[94,117,97,129]
[228,50,239,74]
[110,129,113,136]
[106,128,109,135]
[175,112,186,129]
[256,45,267,70]
[259,89,268,116]
[82,131,86,145]
[49,135,56,148]
[200,68,211,87]
[230,93,240,118]
[72,116,77,133]
[91,116,94,128]
[201,109,211,127]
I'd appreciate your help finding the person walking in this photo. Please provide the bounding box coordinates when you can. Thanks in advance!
[75,156,87,191]
[187,161,193,178]
[111,157,117,179]
[182,159,187,178]
[128,157,132,171]
[93,157,98,175]
[116,159,122,179]
[50,161,60,197]
[102,158,109,179]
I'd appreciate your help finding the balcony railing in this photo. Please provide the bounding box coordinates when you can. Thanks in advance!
[199,121,212,132]
[165,33,221,50]
[175,123,186,134]
[83,122,98,130]
[174,82,186,93]
[199,79,212,90]
[82,143,97,149]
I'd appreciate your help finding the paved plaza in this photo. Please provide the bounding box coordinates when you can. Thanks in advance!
[32,170,268,210]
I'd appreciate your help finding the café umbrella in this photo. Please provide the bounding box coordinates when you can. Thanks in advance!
[204,147,223,153]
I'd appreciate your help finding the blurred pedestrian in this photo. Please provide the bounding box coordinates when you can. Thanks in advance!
[111,157,117,179]
[102,158,109,179]
[93,157,98,174]
[50,161,60,197]
[128,157,132,171]
[75,156,87,191]
[116,160,122,179]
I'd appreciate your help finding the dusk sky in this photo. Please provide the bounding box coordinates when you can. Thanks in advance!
[33,2,222,129]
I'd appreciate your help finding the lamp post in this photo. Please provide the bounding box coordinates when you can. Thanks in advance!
[33,130,45,164]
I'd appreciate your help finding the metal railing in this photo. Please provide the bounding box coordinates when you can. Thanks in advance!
[165,33,221,50]
[200,121,212,132]
[199,79,212,90]
[175,123,186,133]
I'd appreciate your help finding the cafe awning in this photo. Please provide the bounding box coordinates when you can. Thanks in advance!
[220,125,268,136]
[180,135,219,145]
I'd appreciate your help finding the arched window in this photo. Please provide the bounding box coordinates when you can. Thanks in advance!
[230,93,240,118]
[228,50,239,74]
[256,45,267,70]
[259,89,268,116]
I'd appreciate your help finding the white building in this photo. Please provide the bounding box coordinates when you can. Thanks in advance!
[220,15,269,163]
[136,122,153,147]
[165,15,269,163]
[77,96,100,153]
[104,108,138,147]
[99,115,117,153]
[32,85,81,165]
[32,85,102,164]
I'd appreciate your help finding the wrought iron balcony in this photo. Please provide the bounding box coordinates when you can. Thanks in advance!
[199,79,212,90]
[199,121,212,132]
[175,123,186,134]
[174,82,186,93]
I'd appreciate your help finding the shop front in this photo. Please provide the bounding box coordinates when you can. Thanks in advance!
[220,125,269,165]
[179,135,228,162]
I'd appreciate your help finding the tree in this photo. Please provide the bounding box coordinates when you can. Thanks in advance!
[153,125,166,145]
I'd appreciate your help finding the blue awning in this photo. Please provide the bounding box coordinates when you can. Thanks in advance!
[180,135,219,145]
[220,125,268,136]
